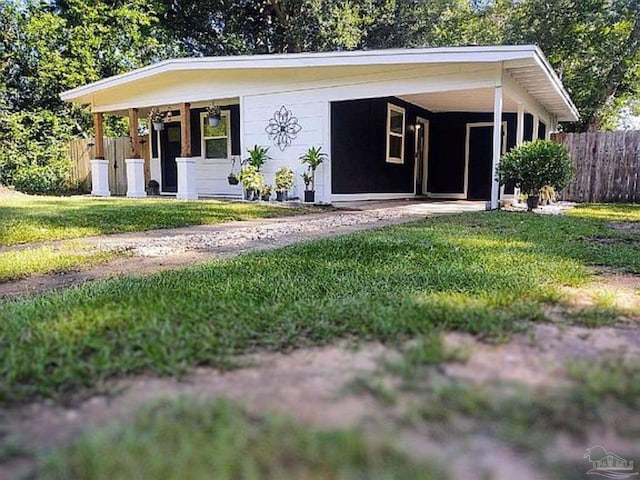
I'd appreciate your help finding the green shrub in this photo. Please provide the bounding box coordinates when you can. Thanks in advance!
[12,162,71,194]
[0,109,74,193]
[498,140,573,196]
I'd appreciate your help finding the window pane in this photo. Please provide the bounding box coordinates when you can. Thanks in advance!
[203,116,228,138]
[390,110,404,134]
[389,135,403,159]
[206,138,228,159]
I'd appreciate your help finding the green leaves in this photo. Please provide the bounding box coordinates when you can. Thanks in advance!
[498,140,574,196]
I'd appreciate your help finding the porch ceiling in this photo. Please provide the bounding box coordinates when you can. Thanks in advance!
[400,88,521,114]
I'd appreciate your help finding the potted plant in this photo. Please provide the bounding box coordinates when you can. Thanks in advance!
[245,145,271,171]
[299,146,327,203]
[301,171,314,202]
[148,107,168,131]
[260,184,272,201]
[206,105,222,126]
[275,165,294,201]
[227,156,240,185]
[238,165,263,201]
[498,139,573,211]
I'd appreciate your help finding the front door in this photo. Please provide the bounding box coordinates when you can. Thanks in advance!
[414,118,429,195]
[466,122,506,201]
[161,122,181,192]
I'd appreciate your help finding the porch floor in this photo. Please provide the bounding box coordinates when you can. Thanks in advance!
[332,198,487,214]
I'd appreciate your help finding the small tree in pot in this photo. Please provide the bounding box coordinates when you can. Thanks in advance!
[498,140,573,211]
[275,166,294,201]
[299,146,327,203]
[245,145,271,171]
[301,171,313,202]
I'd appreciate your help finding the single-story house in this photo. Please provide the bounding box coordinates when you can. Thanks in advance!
[60,45,578,208]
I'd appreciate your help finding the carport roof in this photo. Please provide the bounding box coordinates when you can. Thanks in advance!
[61,45,579,122]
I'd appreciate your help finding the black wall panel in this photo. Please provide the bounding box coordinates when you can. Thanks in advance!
[331,97,431,194]
[426,112,516,195]
[331,97,521,198]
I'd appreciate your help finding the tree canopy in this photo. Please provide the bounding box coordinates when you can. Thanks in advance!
[0,0,638,187]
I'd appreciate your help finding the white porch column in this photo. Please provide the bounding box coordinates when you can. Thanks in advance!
[490,65,504,210]
[90,159,110,197]
[516,104,525,146]
[512,103,526,203]
[176,157,198,200]
[532,114,540,140]
[125,158,147,197]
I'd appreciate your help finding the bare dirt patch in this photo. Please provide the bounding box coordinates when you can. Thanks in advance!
[4,322,640,480]
[0,186,25,198]
[561,271,640,313]
[608,221,640,234]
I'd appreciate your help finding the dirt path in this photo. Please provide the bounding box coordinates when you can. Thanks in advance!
[0,201,484,299]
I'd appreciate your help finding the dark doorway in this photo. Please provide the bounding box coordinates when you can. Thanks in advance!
[161,122,181,192]
[466,123,505,201]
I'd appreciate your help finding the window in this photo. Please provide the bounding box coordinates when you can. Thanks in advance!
[386,104,405,164]
[201,111,230,160]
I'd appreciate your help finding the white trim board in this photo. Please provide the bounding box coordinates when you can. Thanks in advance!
[427,192,467,200]
[331,193,416,202]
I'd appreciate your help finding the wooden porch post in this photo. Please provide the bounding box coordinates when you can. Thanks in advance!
[90,111,110,196]
[93,112,105,159]
[180,102,191,157]
[128,107,140,159]
[490,64,503,210]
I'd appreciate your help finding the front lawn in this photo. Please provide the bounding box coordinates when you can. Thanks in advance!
[0,196,308,246]
[1,204,639,403]
[0,245,117,283]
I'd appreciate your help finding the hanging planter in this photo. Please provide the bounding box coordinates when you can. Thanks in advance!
[148,107,169,131]
[227,156,240,185]
[206,105,221,127]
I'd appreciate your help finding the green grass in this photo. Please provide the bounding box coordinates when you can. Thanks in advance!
[1,205,640,403]
[0,196,308,246]
[0,245,118,283]
[38,399,441,480]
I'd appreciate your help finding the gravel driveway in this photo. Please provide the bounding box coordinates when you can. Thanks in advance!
[0,200,485,298]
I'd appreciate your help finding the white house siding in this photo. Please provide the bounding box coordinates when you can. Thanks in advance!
[242,93,330,203]
[195,158,243,197]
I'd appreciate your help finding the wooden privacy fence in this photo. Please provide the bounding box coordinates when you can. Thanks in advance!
[68,136,150,195]
[552,131,640,203]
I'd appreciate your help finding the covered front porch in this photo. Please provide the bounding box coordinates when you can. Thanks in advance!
[90,97,242,200]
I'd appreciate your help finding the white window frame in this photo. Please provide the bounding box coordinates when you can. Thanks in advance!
[386,103,405,164]
[200,111,231,162]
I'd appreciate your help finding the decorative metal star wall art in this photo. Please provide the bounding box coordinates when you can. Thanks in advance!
[265,105,302,151]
